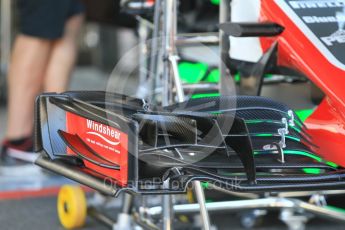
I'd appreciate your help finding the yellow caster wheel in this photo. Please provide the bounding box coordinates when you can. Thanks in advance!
[57,185,87,229]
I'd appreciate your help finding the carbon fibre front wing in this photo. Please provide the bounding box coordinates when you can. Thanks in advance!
[34,91,345,195]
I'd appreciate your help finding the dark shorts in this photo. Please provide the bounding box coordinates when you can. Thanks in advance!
[17,0,85,39]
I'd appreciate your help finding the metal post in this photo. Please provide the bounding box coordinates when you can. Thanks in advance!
[0,0,11,102]
[161,2,175,227]
[193,181,211,230]
[219,0,232,96]
[169,55,184,102]
[162,0,184,106]
[149,0,162,103]
[114,193,134,230]
[148,197,345,223]
[162,0,172,106]
[162,194,173,230]
[88,207,116,228]
[35,156,117,196]
[0,0,11,75]
[169,0,184,103]
[162,180,173,230]
[137,18,150,96]
[122,193,134,214]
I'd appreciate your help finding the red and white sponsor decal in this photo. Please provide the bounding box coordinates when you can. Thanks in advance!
[66,112,129,186]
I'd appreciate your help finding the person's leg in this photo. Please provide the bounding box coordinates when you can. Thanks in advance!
[43,14,84,93]
[6,35,52,139]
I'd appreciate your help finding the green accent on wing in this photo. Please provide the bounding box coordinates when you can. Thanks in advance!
[204,69,220,83]
[303,168,322,174]
[252,134,300,142]
[234,73,241,82]
[256,150,339,169]
[210,0,220,5]
[283,150,322,162]
[234,72,273,83]
[326,161,338,168]
[246,119,303,133]
[202,182,209,189]
[295,109,315,122]
[192,93,220,99]
[254,150,323,163]
[291,125,302,134]
[326,205,345,214]
[286,136,300,142]
[246,120,265,124]
[254,133,273,137]
[178,62,208,84]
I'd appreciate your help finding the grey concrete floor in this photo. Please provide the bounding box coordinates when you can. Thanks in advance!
[0,197,108,230]
[0,196,344,230]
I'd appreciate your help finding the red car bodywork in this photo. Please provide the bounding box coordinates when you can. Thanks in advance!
[260,0,345,166]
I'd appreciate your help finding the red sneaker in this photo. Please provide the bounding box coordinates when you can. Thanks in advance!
[0,137,40,176]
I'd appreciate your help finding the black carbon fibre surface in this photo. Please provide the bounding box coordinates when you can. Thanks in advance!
[35,92,342,193]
